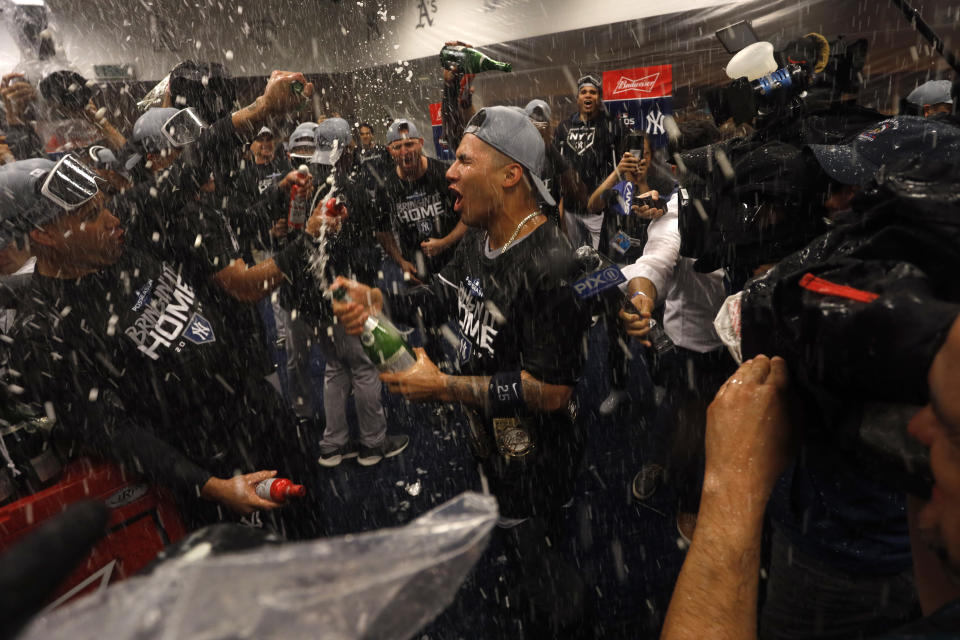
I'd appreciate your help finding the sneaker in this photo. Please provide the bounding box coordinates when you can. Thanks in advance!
[357,434,410,467]
[317,441,358,468]
[631,464,665,501]
[599,389,628,416]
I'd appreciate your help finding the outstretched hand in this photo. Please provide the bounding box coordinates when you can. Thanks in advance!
[200,470,284,515]
[380,348,444,402]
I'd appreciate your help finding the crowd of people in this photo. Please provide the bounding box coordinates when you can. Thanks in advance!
[0,27,958,640]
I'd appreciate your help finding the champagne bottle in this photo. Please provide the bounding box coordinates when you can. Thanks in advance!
[332,288,417,372]
[440,45,512,74]
[287,164,311,230]
[255,477,306,503]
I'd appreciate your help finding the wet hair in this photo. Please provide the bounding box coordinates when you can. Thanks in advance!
[358,122,374,134]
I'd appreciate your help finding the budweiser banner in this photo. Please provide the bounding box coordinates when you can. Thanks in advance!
[429,102,455,161]
[602,64,673,148]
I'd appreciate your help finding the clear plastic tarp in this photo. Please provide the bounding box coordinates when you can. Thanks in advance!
[19,492,497,640]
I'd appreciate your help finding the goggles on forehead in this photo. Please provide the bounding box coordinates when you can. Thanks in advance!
[577,75,602,90]
[162,107,207,148]
[40,154,100,211]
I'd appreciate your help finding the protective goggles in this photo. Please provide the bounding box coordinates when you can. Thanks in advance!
[577,75,602,91]
[162,107,206,147]
[39,154,100,211]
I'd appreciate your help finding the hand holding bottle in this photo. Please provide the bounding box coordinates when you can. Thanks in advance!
[379,347,444,401]
[328,276,384,335]
[200,470,284,515]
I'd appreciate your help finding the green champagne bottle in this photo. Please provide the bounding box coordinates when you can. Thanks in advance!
[440,45,512,74]
[332,288,417,372]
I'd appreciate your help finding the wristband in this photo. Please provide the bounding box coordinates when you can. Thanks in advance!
[489,371,524,416]
[630,290,651,301]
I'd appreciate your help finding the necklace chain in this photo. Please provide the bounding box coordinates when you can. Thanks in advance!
[499,211,541,254]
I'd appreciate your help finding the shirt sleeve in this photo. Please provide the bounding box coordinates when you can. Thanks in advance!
[619,193,680,299]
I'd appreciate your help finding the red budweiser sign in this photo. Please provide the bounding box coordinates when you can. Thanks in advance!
[602,65,672,100]
[429,102,443,126]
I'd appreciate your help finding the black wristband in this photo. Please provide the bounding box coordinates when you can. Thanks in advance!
[273,231,310,277]
[489,371,524,416]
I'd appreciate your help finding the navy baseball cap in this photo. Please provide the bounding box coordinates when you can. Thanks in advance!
[463,106,554,206]
[808,116,960,186]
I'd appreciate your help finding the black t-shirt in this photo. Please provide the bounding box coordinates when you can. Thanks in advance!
[280,164,384,325]
[541,141,572,225]
[227,156,292,259]
[374,157,460,275]
[431,221,591,518]
[554,110,625,215]
[356,145,393,194]
[11,246,274,492]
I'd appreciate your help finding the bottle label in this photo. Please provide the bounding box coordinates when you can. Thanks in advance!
[288,187,309,229]
[255,478,276,501]
[376,347,417,373]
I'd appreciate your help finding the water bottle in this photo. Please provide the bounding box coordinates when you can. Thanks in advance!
[287,164,311,230]
[440,46,512,74]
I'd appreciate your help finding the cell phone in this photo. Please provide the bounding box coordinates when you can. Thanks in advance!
[633,194,667,211]
[623,132,645,159]
[716,20,760,55]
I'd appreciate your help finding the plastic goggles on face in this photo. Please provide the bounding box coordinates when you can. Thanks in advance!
[40,154,100,211]
[162,107,207,147]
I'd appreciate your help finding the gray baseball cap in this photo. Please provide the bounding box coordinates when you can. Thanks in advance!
[0,157,100,247]
[906,80,953,107]
[288,122,319,158]
[127,107,206,170]
[311,117,351,165]
[463,106,555,206]
[524,99,551,122]
[386,119,422,144]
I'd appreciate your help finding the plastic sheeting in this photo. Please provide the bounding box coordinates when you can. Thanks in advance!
[20,491,498,640]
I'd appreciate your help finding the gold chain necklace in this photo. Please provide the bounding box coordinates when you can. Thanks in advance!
[498,211,541,254]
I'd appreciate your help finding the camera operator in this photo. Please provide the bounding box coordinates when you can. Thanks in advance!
[330,106,592,637]
[661,311,960,639]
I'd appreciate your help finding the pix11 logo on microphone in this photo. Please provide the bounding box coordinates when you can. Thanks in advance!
[573,266,626,299]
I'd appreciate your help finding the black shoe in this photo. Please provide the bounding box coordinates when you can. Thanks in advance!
[631,464,664,501]
[317,441,358,468]
[357,434,409,467]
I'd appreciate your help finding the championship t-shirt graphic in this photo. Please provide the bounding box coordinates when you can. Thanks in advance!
[125,263,216,361]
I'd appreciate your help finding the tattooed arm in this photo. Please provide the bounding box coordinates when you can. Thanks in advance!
[379,349,573,414]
